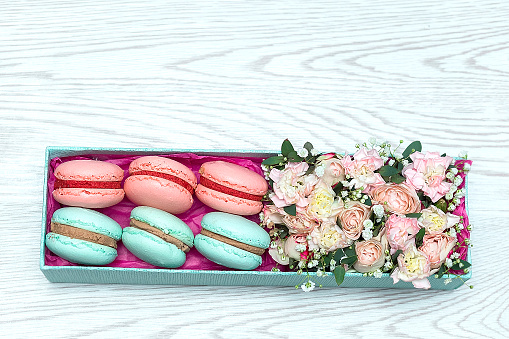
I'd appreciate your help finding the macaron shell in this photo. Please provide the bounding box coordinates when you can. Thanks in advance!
[124,175,193,214]
[130,206,194,247]
[51,207,123,240]
[201,212,270,249]
[199,161,268,195]
[46,232,118,266]
[53,188,125,209]
[54,160,124,181]
[129,156,197,188]
[194,234,261,270]
[122,227,186,268]
[195,184,263,215]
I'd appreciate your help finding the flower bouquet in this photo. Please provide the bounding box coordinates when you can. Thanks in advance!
[261,139,472,291]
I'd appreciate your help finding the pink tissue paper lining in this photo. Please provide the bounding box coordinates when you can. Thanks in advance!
[45,152,282,272]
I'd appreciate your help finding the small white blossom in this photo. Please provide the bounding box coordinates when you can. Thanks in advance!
[458,150,468,158]
[295,244,307,252]
[373,204,385,218]
[402,159,409,166]
[369,137,377,145]
[298,261,305,268]
[330,259,337,271]
[301,280,316,292]
[314,164,325,177]
[445,192,453,200]
[450,168,458,175]
[320,248,327,255]
[450,252,460,260]
[445,258,453,268]
[297,148,309,158]
[448,228,457,237]
[449,185,458,194]
[259,212,264,222]
[384,261,393,270]
[277,247,284,255]
[388,159,395,166]
[310,148,320,156]
[463,163,471,171]
[261,164,268,171]
[454,189,465,199]
[448,204,456,212]
[454,176,463,186]
[316,269,325,277]
[452,197,460,205]
[381,156,389,163]
[373,270,383,278]
[446,172,455,180]
[444,278,452,285]
[362,229,373,240]
[363,219,374,230]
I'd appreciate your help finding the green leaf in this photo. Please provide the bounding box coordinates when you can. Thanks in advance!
[363,196,372,206]
[391,173,405,184]
[323,252,334,266]
[441,153,447,157]
[281,139,294,157]
[287,150,303,162]
[333,249,345,263]
[436,264,446,279]
[341,255,357,266]
[304,165,315,175]
[405,213,422,218]
[402,141,422,159]
[303,142,314,152]
[391,249,403,263]
[415,228,425,247]
[343,244,356,257]
[378,165,399,177]
[397,162,404,171]
[262,155,284,166]
[334,266,346,286]
[450,259,471,271]
[333,182,344,195]
[435,199,448,212]
[283,204,296,216]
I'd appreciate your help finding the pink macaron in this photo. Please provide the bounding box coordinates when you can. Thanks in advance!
[52,160,125,208]
[195,161,268,215]
[124,156,197,214]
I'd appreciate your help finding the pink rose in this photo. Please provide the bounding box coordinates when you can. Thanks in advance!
[391,245,437,289]
[385,214,421,254]
[309,221,352,252]
[269,162,318,208]
[337,201,372,240]
[402,151,453,203]
[282,214,318,234]
[369,183,421,215]
[419,233,457,269]
[319,158,346,186]
[340,148,385,193]
[419,205,461,235]
[262,205,284,229]
[284,234,309,260]
[353,230,388,273]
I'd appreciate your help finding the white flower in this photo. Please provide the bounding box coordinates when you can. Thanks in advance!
[450,168,458,175]
[448,185,458,194]
[295,244,307,252]
[311,148,320,156]
[402,160,409,166]
[311,259,319,267]
[448,228,457,237]
[445,192,453,200]
[446,172,454,180]
[452,197,460,205]
[314,164,325,177]
[330,259,337,271]
[363,219,374,230]
[316,269,325,277]
[454,189,465,199]
[362,229,373,240]
[444,258,453,268]
[297,148,309,158]
[369,137,377,145]
[447,204,456,212]
[373,270,383,278]
[383,261,393,270]
[454,176,463,186]
[373,204,385,218]
[450,252,460,260]
[444,278,452,285]
[388,159,395,166]
[301,280,316,292]
[463,163,471,171]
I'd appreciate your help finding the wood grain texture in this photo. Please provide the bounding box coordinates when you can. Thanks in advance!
[1,0,508,337]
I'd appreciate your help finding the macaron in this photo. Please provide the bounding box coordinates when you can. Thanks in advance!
[52,160,125,208]
[122,206,194,268]
[124,156,197,214]
[195,161,268,215]
[194,212,270,270]
[45,207,122,265]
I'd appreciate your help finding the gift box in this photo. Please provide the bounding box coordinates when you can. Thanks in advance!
[40,146,471,289]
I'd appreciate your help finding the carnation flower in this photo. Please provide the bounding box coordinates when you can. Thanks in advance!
[309,221,353,252]
[306,181,342,220]
[261,205,285,228]
[402,151,453,202]
[282,213,318,234]
[391,245,436,289]
[419,205,460,235]
[269,162,318,208]
[419,233,457,269]
[340,148,385,193]
[385,214,421,254]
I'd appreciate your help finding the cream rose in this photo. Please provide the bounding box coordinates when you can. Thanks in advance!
[353,229,388,273]
[262,205,284,229]
[419,233,457,269]
[318,158,346,186]
[337,201,372,240]
[309,221,352,252]
[268,239,290,265]
[282,214,318,234]
[306,181,342,220]
[284,234,309,260]
[369,183,421,215]
[419,205,460,235]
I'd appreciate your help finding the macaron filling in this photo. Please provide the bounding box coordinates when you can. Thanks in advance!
[199,176,264,202]
[50,222,118,249]
[129,218,190,253]
[130,170,194,194]
[54,179,122,189]
[199,228,265,256]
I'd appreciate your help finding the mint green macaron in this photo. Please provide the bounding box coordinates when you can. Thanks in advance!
[45,207,122,266]
[122,206,194,268]
[194,212,270,270]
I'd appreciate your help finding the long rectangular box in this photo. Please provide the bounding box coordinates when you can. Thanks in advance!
[41,146,471,289]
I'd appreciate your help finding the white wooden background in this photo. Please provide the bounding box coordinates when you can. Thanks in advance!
[1,0,508,337]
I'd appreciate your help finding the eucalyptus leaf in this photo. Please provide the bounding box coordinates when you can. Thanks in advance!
[304,142,314,152]
[281,139,294,157]
[378,165,399,177]
[334,266,346,286]
[262,155,284,166]
[283,204,297,216]
[402,141,422,158]
[435,199,447,213]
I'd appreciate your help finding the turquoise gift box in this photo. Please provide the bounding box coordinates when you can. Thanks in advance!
[40,146,471,290]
